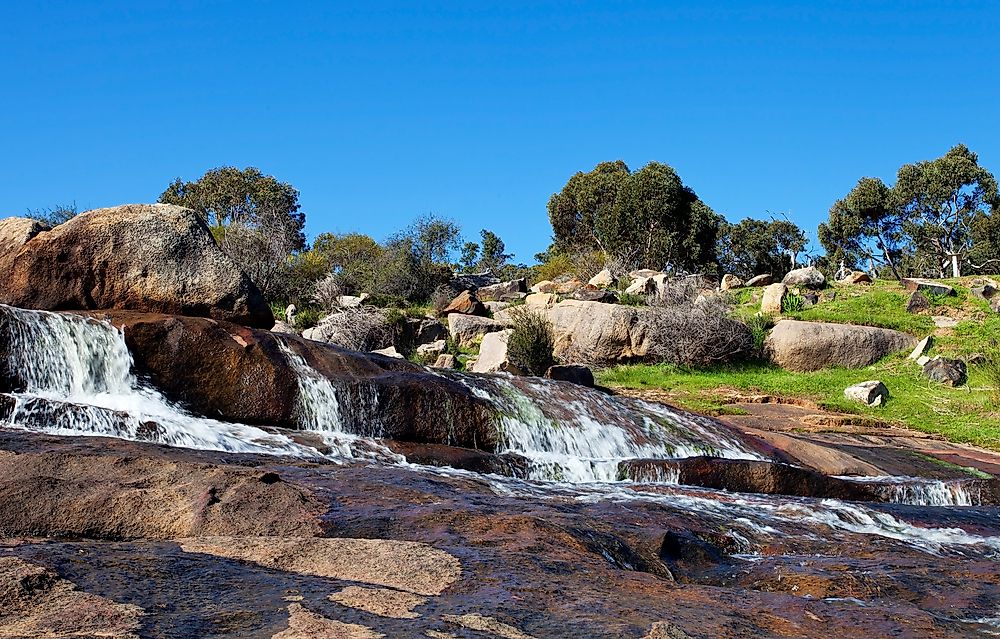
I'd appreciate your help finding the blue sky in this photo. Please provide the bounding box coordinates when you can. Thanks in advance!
[2,1,998,262]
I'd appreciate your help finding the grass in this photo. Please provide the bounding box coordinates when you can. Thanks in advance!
[783,283,936,335]
[600,355,1000,449]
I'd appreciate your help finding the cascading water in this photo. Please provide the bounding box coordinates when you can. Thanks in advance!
[0,305,314,456]
[840,476,984,507]
[455,373,761,482]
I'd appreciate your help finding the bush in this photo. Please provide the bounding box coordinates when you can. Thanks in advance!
[646,280,753,366]
[507,307,556,376]
[617,293,647,307]
[782,293,806,314]
[743,313,775,359]
[311,273,343,311]
[294,307,324,330]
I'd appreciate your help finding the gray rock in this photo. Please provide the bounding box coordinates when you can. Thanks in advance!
[525,292,558,307]
[271,320,297,335]
[477,278,528,301]
[416,340,447,359]
[628,269,661,279]
[765,320,916,372]
[901,278,955,297]
[839,271,873,285]
[483,301,512,314]
[922,357,967,387]
[447,313,509,348]
[781,266,826,289]
[970,284,998,301]
[720,274,744,290]
[572,288,618,303]
[451,272,500,291]
[908,336,933,360]
[0,204,272,328]
[371,345,404,359]
[993,297,1000,314]
[544,364,595,387]
[760,283,788,315]
[530,280,557,294]
[906,291,931,314]
[624,277,656,296]
[744,274,773,287]
[844,380,889,407]
[932,316,959,329]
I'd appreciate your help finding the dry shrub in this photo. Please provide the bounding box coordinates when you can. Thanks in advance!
[310,307,395,352]
[311,273,344,312]
[645,278,753,366]
[507,307,556,376]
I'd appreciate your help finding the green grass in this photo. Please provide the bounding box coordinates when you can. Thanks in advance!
[783,284,935,335]
[600,354,1000,449]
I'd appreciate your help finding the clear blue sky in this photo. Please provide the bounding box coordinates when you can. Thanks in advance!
[2,1,997,262]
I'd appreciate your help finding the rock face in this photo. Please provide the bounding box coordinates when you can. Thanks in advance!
[448,314,509,348]
[902,278,955,297]
[923,357,968,387]
[0,205,273,328]
[760,283,788,315]
[765,320,916,372]
[57,310,500,450]
[442,290,487,316]
[720,274,743,290]
[471,329,519,374]
[781,266,826,289]
[588,269,615,288]
[844,380,889,407]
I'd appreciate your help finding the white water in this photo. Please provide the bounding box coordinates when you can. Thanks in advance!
[0,306,317,457]
[839,475,983,507]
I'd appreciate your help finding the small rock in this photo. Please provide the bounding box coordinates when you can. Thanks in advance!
[720,274,744,291]
[477,278,528,301]
[844,380,889,407]
[483,301,512,314]
[432,354,457,369]
[530,280,557,294]
[544,364,595,387]
[271,320,297,335]
[967,352,987,366]
[932,316,959,329]
[587,269,614,288]
[554,279,583,295]
[624,277,656,296]
[906,291,931,314]
[802,292,820,307]
[970,284,998,301]
[416,340,447,359]
[922,357,967,387]
[839,271,873,285]
[908,335,933,360]
[744,274,773,287]
[572,288,617,303]
[337,294,367,308]
[992,297,1000,314]
[760,283,788,315]
[525,292,558,307]
[371,345,403,359]
[448,314,509,348]
[916,355,931,366]
[442,290,487,316]
[901,278,955,297]
[782,266,826,289]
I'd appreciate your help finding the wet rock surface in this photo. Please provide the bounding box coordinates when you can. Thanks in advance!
[2,430,1000,638]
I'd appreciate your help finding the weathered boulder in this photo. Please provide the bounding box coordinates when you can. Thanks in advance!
[372,345,404,358]
[448,313,510,348]
[271,320,297,335]
[839,271,873,285]
[781,266,826,289]
[500,300,657,366]
[844,380,889,407]
[970,284,998,301]
[744,274,772,287]
[765,320,916,372]
[923,357,967,387]
[906,291,931,313]
[442,290,487,316]
[302,307,392,351]
[628,269,661,279]
[555,279,584,294]
[530,280,557,294]
[544,364,595,388]
[588,269,615,288]
[720,274,743,290]
[432,354,457,369]
[760,283,787,315]
[902,278,955,297]
[525,292,558,307]
[477,278,527,301]
[572,288,618,303]
[416,340,447,359]
[0,205,273,328]
[59,310,499,449]
[624,277,656,296]
[483,300,512,314]
[471,329,520,374]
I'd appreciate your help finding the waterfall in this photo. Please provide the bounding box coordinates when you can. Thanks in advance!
[839,476,983,507]
[0,305,315,457]
[455,374,762,482]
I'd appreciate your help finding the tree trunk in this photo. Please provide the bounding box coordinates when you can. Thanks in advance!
[951,253,962,278]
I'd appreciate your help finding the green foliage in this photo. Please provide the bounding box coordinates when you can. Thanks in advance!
[979,340,1000,406]
[781,294,806,314]
[507,308,556,376]
[742,314,775,358]
[477,229,513,274]
[617,293,647,307]
[394,213,461,265]
[293,307,324,330]
[717,216,806,279]
[25,201,78,226]
[547,160,721,272]
[783,284,935,335]
[532,252,575,282]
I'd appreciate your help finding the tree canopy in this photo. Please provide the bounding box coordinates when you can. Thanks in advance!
[547,160,721,272]
[819,145,999,278]
[717,217,807,279]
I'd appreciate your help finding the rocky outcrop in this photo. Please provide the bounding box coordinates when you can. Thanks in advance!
[0,205,273,328]
[477,278,528,301]
[765,320,916,372]
[448,313,509,348]
[782,266,826,289]
[61,310,499,450]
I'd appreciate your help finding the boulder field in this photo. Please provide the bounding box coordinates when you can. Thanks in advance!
[0,204,273,328]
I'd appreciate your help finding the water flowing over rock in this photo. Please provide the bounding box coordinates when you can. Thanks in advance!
[0,204,273,328]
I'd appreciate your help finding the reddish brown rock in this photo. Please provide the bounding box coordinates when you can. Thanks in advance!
[441,290,487,316]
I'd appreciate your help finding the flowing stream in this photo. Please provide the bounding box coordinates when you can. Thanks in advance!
[2,304,999,558]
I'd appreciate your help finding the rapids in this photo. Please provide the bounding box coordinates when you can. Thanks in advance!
[2,303,1000,560]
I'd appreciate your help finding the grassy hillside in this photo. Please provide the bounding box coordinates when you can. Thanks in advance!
[601,278,1000,449]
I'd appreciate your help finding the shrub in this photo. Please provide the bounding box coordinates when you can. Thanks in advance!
[617,293,647,306]
[431,284,456,316]
[311,273,343,311]
[294,307,324,330]
[532,252,575,283]
[646,282,754,366]
[507,307,556,376]
[743,313,775,359]
[782,293,806,314]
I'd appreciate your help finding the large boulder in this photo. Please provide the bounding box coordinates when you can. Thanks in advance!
[448,314,510,348]
[781,266,826,289]
[476,278,527,301]
[0,205,273,328]
[471,329,520,374]
[499,300,657,366]
[765,320,916,372]
[906,291,931,314]
[50,310,500,450]
[720,274,743,291]
[442,290,487,316]
[844,380,889,407]
[760,283,787,315]
[901,278,955,297]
